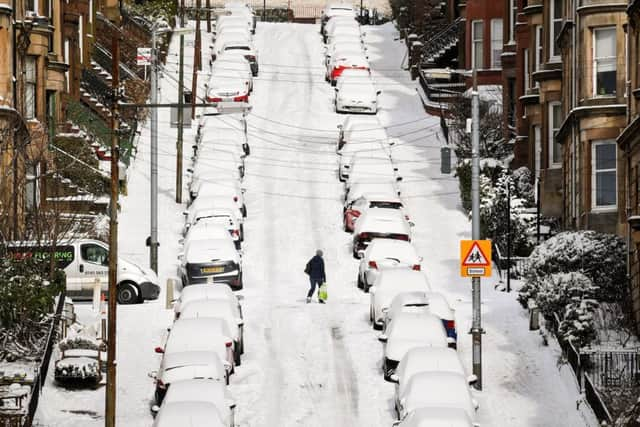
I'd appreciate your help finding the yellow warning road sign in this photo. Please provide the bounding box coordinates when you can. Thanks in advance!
[460,240,492,278]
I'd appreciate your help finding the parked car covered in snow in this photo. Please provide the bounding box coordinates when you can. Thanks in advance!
[218,42,259,76]
[336,115,386,152]
[182,220,240,253]
[368,269,431,329]
[190,179,246,218]
[357,239,421,291]
[184,197,245,239]
[178,238,243,289]
[344,181,401,206]
[211,52,254,91]
[150,350,228,407]
[345,156,401,192]
[320,3,356,34]
[395,371,479,420]
[334,79,380,114]
[173,283,242,320]
[352,208,412,258]
[206,73,250,103]
[154,379,235,426]
[324,16,360,42]
[152,401,225,427]
[327,53,370,86]
[378,311,451,380]
[326,25,364,47]
[180,299,245,364]
[184,210,242,249]
[392,407,477,427]
[344,191,406,233]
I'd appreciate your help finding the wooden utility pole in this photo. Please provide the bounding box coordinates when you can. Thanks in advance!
[176,1,185,203]
[191,0,201,117]
[206,0,211,33]
[105,32,120,427]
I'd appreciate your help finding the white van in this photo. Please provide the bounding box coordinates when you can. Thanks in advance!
[5,239,160,304]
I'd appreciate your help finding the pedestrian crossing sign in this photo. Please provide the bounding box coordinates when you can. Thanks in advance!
[460,240,492,278]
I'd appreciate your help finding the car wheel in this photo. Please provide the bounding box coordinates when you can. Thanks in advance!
[357,274,363,289]
[242,205,247,218]
[369,306,374,323]
[363,279,370,293]
[234,347,241,366]
[383,359,392,381]
[225,372,230,385]
[373,319,383,331]
[117,282,139,304]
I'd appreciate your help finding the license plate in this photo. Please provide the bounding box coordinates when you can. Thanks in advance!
[201,266,224,274]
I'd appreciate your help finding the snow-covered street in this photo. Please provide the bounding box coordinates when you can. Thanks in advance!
[36,20,599,427]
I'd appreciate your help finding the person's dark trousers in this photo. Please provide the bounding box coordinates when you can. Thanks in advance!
[307,277,322,298]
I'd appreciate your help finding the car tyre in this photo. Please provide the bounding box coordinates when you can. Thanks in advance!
[357,274,363,289]
[383,358,393,381]
[117,282,139,304]
[373,319,383,331]
[234,347,241,366]
[369,306,374,323]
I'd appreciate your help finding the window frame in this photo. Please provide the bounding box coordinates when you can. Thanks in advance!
[550,0,563,61]
[24,56,37,119]
[471,20,484,70]
[491,18,503,69]
[548,101,562,168]
[523,47,530,91]
[592,26,617,97]
[591,140,617,210]
[509,0,517,43]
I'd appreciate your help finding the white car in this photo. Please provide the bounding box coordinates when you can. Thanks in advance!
[337,114,385,152]
[326,25,364,46]
[182,220,240,254]
[180,299,245,364]
[151,350,227,408]
[325,40,367,64]
[357,239,421,291]
[156,317,235,376]
[215,15,252,37]
[344,190,406,231]
[157,379,235,427]
[335,67,371,87]
[335,79,380,114]
[153,401,225,427]
[343,152,394,183]
[383,291,458,345]
[378,311,451,380]
[173,283,242,321]
[369,269,431,329]
[189,147,243,179]
[338,141,386,181]
[183,204,244,239]
[327,53,370,86]
[211,55,253,91]
[178,238,243,289]
[321,3,356,33]
[344,181,401,206]
[183,209,242,248]
[206,74,250,103]
[190,179,246,218]
[324,16,359,40]
[219,42,259,76]
[345,156,401,192]
[353,208,412,258]
[396,371,479,421]
[392,407,477,427]
[184,197,245,237]
[392,346,474,407]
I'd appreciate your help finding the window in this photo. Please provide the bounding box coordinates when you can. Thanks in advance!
[592,141,617,208]
[79,17,84,64]
[491,19,503,68]
[81,244,109,265]
[523,48,530,90]
[472,20,484,69]
[25,0,36,13]
[535,25,543,88]
[24,56,36,119]
[550,0,563,60]
[593,27,616,96]
[508,78,516,127]
[534,125,541,201]
[548,102,562,167]
[509,0,517,42]
[25,163,40,211]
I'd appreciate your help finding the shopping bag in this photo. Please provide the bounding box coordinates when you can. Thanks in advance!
[318,283,328,301]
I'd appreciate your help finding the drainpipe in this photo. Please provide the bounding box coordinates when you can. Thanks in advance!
[625,22,632,283]
[12,0,16,106]
[571,0,578,230]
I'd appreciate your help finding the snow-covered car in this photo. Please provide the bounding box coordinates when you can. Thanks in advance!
[320,3,356,34]
[335,67,372,87]
[189,147,244,179]
[190,179,246,218]
[224,2,256,33]
[352,208,412,258]
[378,311,451,380]
[182,220,240,255]
[218,42,259,76]
[184,196,245,238]
[173,283,243,321]
[396,371,479,420]
[150,351,228,407]
[334,79,380,114]
[344,191,406,232]
[326,25,364,46]
[392,407,477,427]
[178,238,243,289]
[155,317,235,376]
[369,269,432,329]
[324,16,359,41]
[215,15,252,37]
[345,156,401,192]
[214,21,251,41]
[325,39,366,63]
[344,181,401,206]
[183,204,244,240]
[180,299,245,364]
[338,141,386,181]
[206,74,250,103]
[392,346,473,406]
[327,53,370,86]
[212,31,252,59]
[183,210,242,249]
[336,114,385,152]
[155,379,235,427]
[5,240,160,304]
[152,401,225,427]
[357,239,421,291]
[210,55,253,91]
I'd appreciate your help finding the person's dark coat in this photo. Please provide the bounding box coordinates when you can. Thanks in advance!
[306,255,326,282]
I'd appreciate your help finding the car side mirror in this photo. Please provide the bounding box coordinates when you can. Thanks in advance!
[151,404,160,414]
[377,334,388,343]
[389,373,399,383]
[186,167,193,173]
[334,87,339,92]
[147,370,158,379]
[154,347,164,354]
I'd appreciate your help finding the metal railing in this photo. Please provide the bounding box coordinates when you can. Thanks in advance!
[582,348,640,390]
[81,68,114,109]
[584,373,614,424]
[92,43,140,82]
[420,17,463,65]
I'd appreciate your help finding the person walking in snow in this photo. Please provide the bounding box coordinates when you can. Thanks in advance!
[305,249,326,303]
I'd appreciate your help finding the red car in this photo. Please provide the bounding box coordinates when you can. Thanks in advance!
[327,55,370,86]
[344,193,407,233]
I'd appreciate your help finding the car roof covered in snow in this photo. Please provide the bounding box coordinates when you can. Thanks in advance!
[334,54,369,68]
[398,407,474,427]
[165,318,231,353]
[374,269,431,290]
[176,284,237,312]
[387,311,447,341]
[186,222,231,240]
[153,401,225,427]
[354,208,409,235]
[338,80,377,96]
[346,181,399,204]
[403,371,476,420]
[397,347,465,398]
[160,351,226,384]
[189,196,243,218]
[184,238,239,264]
[366,239,418,260]
[180,299,235,322]
[162,378,233,410]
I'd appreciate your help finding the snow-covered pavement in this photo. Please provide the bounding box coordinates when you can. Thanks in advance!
[35,21,599,427]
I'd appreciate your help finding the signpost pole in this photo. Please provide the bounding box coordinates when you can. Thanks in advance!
[471,68,483,391]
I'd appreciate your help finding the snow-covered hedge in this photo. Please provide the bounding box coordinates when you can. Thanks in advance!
[523,231,627,303]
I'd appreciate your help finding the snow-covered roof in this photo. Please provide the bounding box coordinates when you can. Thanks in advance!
[388,311,446,342]
[398,407,474,427]
[185,221,232,241]
[165,318,232,354]
[153,401,225,427]
[403,371,476,420]
[180,299,236,324]
[397,347,464,398]
[184,238,239,264]
[375,269,431,291]
[163,378,233,409]
[367,239,418,260]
